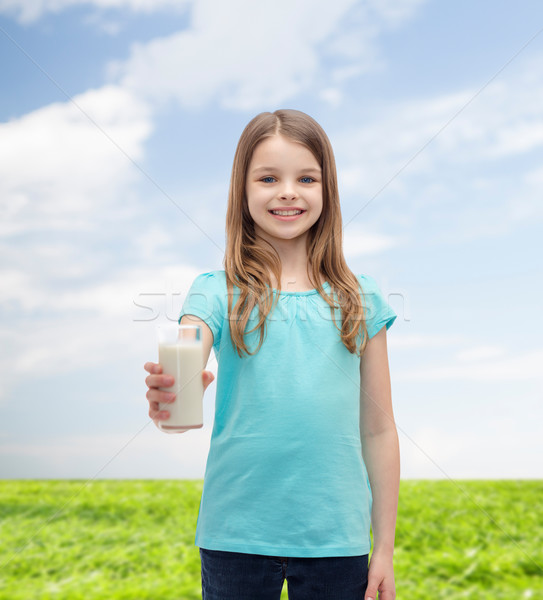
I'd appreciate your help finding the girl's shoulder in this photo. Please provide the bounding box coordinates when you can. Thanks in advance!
[191,270,227,287]
[355,273,380,293]
[185,270,228,303]
[354,273,391,311]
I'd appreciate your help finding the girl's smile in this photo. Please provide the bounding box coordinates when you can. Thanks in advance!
[268,208,306,221]
[246,134,323,247]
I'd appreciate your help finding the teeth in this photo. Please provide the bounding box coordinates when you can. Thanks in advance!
[271,210,303,216]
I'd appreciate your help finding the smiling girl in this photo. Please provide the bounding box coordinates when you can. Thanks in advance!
[145,109,399,600]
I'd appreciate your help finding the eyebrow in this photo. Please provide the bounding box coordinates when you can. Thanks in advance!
[251,166,322,174]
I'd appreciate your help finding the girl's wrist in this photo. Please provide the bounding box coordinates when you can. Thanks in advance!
[371,543,395,557]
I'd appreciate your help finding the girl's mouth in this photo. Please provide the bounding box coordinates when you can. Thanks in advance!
[268,209,306,221]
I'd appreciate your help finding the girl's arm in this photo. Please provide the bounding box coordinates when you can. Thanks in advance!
[180,314,214,362]
[359,325,399,599]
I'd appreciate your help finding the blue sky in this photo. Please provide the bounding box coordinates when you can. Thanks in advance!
[1,0,542,480]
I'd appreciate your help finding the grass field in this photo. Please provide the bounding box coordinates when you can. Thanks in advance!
[0,480,541,599]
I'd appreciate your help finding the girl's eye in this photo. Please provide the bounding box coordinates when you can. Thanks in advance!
[300,177,315,184]
[261,176,276,183]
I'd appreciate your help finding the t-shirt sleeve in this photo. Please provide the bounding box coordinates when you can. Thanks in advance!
[178,272,224,349]
[358,274,397,339]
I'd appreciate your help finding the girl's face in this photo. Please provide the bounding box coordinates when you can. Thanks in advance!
[246,134,323,249]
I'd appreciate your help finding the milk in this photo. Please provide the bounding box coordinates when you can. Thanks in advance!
[158,340,204,432]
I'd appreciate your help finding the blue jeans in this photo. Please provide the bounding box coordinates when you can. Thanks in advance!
[200,548,369,600]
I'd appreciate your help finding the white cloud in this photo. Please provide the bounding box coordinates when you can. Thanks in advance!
[0,85,152,235]
[339,58,543,172]
[525,164,543,185]
[365,0,427,26]
[319,88,343,108]
[0,0,191,23]
[399,408,543,479]
[0,263,202,374]
[343,224,400,257]
[397,349,543,382]
[0,428,212,478]
[0,78,221,409]
[388,333,467,349]
[335,91,472,198]
[111,0,425,111]
[334,55,543,238]
[0,261,217,410]
[455,345,507,362]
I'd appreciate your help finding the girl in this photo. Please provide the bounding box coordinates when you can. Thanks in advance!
[144,109,399,600]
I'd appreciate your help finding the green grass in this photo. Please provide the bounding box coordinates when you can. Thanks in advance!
[0,480,541,599]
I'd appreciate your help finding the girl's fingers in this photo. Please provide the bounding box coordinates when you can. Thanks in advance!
[148,369,214,428]
[145,362,173,427]
[149,398,170,421]
[145,373,174,389]
[146,388,176,405]
[144,361,162,374]
[147,366,213,423]
[149,405,169,422]
[147,364,212,391]
[146,372,212,400]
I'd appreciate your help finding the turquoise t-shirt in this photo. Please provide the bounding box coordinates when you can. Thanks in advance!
[179,270,396,557]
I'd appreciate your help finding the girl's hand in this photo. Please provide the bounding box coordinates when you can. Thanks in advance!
[144,362,215,432]
[365,549,396,600]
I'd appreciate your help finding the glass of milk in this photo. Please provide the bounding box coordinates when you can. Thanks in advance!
[157,324,204,433]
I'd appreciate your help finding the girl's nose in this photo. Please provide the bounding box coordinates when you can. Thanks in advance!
[280,187,298,200]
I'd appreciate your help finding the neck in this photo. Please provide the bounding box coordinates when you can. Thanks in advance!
[259,236,320,291]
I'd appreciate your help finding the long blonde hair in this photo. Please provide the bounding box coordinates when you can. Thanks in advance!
[224,109,369,358]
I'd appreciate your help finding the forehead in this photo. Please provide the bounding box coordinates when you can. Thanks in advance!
[249,134,320,169]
